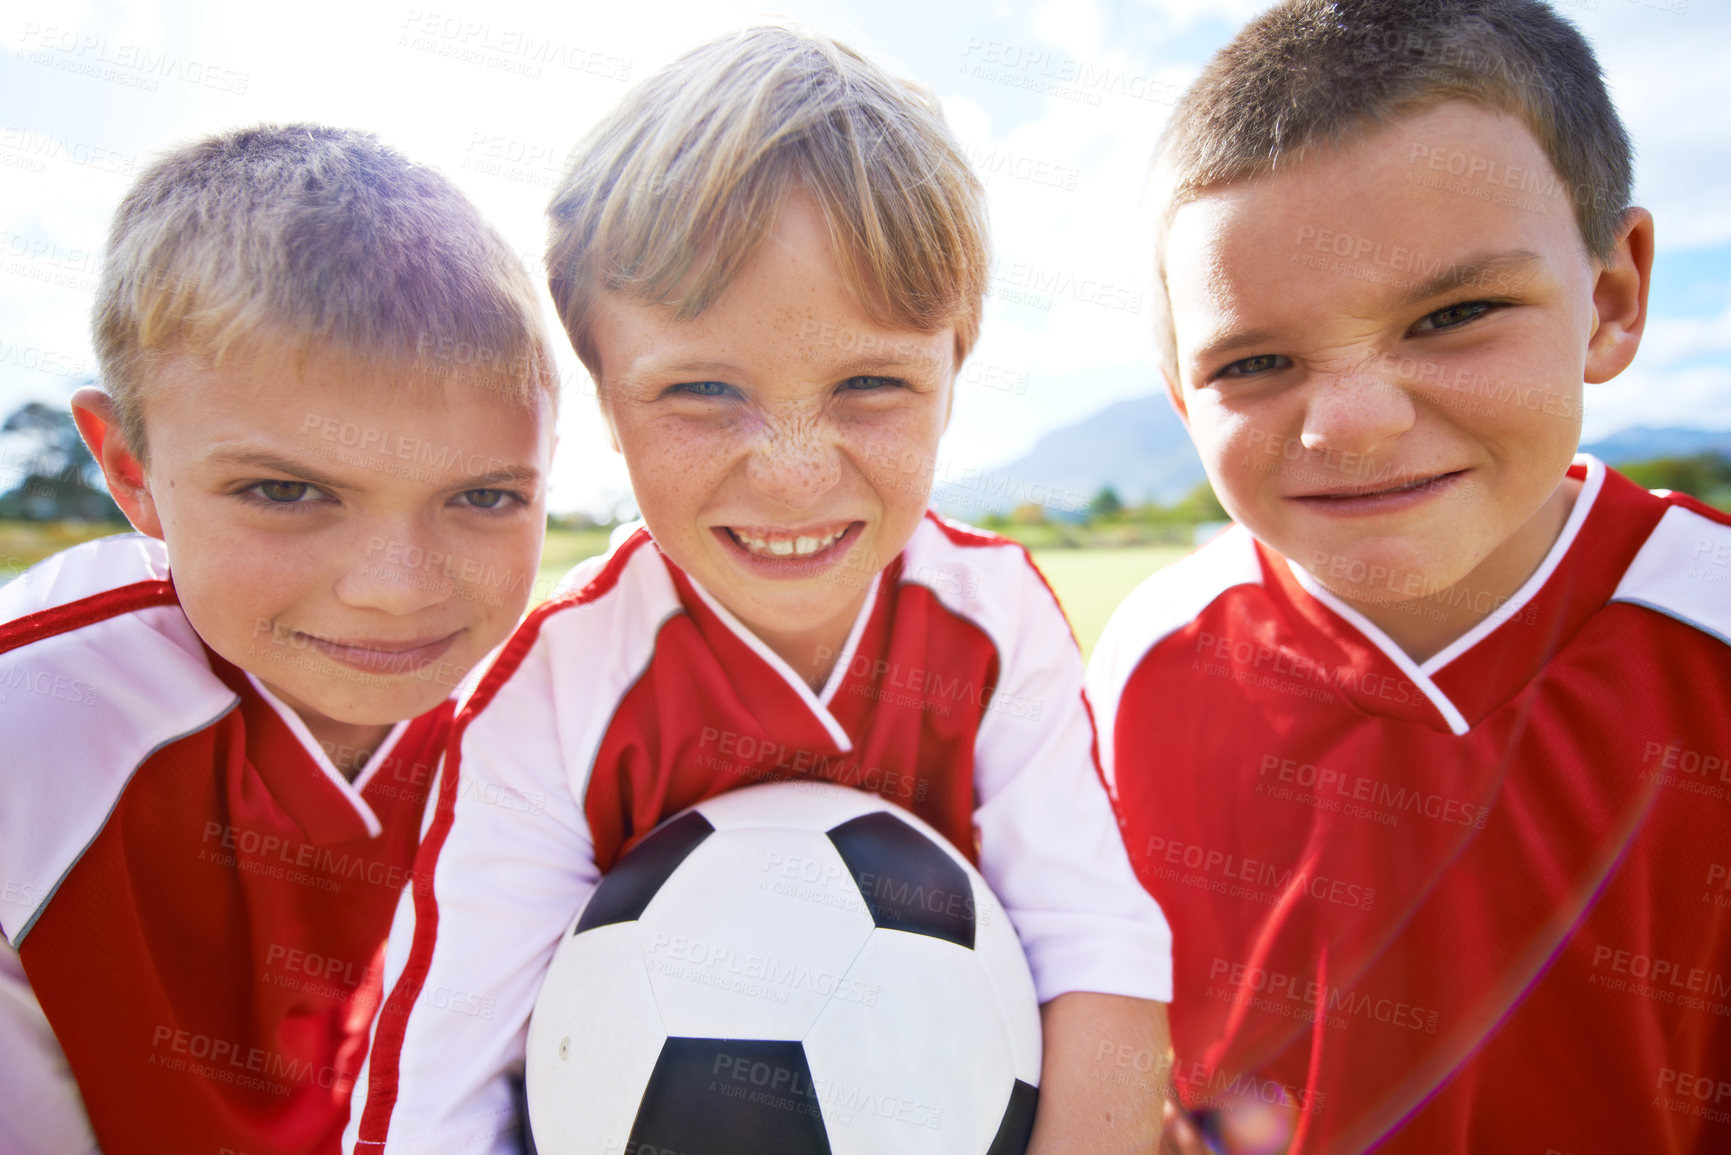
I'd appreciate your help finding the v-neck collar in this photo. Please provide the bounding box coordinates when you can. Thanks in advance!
[665,562,884,756]
[244,672,402,838]
[199,647,400,841]
[1270,456,1658,734]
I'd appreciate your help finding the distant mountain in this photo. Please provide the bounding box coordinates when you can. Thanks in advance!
[935,395,1202,518]
[1579,426,1731,464]
[935,394,1731,519]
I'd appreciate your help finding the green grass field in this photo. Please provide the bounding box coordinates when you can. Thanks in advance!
[3,521,1190,660]
[1032,545,1191,658]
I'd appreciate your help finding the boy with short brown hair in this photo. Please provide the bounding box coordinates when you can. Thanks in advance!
[1091,1,1728,1151]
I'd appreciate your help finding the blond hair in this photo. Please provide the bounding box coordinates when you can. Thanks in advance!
[94,124,557,460]
[546,26,989,375]
[1150,0,1634,379]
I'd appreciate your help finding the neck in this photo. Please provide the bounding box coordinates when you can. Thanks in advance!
[756,619,853,694]
[262,681,394,781]
[741,588,870,695]
[312,720,394,781]
[1336,476,1581,664]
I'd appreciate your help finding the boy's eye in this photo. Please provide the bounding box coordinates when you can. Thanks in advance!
[1215,354,1289,380]
[672,381,734,398]
[247,480,322,504]
[456,488,520,510]
[1413,300,1495,333]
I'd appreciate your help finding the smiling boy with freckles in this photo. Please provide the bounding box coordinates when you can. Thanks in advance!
[350,26,1175,1155]
[584,192,959,691]
[1088,1,1731,1152]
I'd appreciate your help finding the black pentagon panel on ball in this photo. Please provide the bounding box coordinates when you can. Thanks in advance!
[627,1037,832,1155]
[985,1079,1039,1155]
[573,810,715,934]
[826,810,976,949]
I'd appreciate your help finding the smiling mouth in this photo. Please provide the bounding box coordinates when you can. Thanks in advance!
[299,631,460,674]
[723,523,855,559]
[1297,470,1465,501]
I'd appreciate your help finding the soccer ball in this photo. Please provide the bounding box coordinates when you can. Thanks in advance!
[524,780,1042,1154]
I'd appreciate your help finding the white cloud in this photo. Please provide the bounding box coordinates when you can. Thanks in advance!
[1586,364,1731,441]
[1641,299,1731,366]
[1032,0,1102,59]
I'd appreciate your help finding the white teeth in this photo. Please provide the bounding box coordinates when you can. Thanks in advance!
[732,527,845,558]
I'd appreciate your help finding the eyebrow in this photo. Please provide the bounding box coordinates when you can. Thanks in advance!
[1188,327,1281,368]
[830,352,948,377]
[206,450,350,489]
[206,449,540,489]
[1187,249,1547,369]
[462,466,542,488]
[635,359,745,380]
[1389,249,1544,310]
[633,351,946,383]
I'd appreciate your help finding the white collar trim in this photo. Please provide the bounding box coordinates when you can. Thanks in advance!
[1285,565,1473,737]
[1284,455,1607,737]
[244,672,399,837]
[1419,454,1605,674]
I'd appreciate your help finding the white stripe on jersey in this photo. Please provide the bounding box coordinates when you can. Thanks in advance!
[902,517,1177,999]
[0,533,165,619]
[1612,502,1731,647]
[0,537,238,946]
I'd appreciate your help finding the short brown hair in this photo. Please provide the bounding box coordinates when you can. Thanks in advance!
[94,124,556,460]
[1150,0,1634,376]
[546,25,989,377]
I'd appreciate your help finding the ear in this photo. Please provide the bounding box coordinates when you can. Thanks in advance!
[69,388,163,539]
[1583,207,1654,385]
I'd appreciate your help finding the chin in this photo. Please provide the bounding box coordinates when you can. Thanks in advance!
[322,684,446,724]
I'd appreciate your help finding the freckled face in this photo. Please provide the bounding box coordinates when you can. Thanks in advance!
[590,193,955,666]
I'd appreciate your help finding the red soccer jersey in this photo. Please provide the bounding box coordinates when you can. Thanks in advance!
[0,535,443,1155]
[349,514,1171,1154]
[1089,458,1731,1154]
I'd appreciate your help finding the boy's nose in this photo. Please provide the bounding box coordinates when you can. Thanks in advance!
[334,527,456,614]
[1297,369,1416,458]
[745,412,843,511]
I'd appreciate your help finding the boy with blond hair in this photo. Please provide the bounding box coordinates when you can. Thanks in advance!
[0,125,558,1154]
[1089,1,1729,1151]
[350,26,1173,1155]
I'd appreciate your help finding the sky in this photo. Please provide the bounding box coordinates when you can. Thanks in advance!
[2,0,1726,517]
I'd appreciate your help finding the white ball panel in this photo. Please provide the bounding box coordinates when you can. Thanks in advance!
[525,921,666,1154]
[971,887,1043,1084]
[640,828,875,1039]
[693,779,889,832]
[804,931,1017,1155]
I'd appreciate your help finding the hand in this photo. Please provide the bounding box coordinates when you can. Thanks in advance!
[1162,1093,1213,1155]
[1163,1091,1300,1155]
